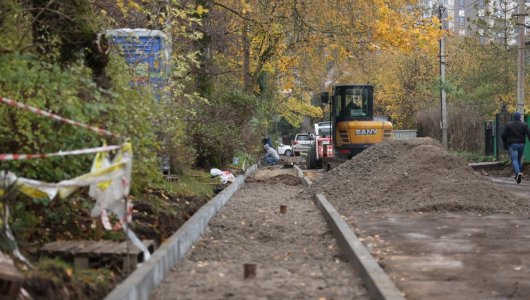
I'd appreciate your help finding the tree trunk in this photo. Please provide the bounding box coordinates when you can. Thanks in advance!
[195,0,213,96]
[242,21,252,93]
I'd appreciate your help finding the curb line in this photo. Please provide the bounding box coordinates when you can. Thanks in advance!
[293,165,312,186]
[104,164,258,300]
[468,161,503,169]
[294,165,404,300]
[314,194,405,300]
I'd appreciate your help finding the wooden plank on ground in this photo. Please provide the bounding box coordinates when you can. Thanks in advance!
[113,241,143,255]
[40,240,69,253]
[41,240,80,254]
[94,241,120,255]
[75,241,109,255]
[57,241,85,254]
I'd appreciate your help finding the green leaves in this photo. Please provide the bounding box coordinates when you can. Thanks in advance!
[0,52,162,191]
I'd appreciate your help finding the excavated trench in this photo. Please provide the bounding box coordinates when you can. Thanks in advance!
[150,168,369,299]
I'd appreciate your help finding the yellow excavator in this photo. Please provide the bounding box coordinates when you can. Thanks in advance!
[315,84,393,170]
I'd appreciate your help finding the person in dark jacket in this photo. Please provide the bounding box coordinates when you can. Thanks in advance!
[501,111,530,183]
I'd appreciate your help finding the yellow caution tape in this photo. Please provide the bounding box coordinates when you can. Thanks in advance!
[94,151,111,191]
[18,185,49,199]
[1,142,133,200]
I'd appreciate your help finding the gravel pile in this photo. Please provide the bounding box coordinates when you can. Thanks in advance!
[311,138,530,213]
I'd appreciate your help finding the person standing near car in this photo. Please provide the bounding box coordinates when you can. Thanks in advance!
[501,111,530,183]
[263,144,280,166]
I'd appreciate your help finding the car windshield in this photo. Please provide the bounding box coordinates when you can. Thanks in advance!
[318,128,331,136]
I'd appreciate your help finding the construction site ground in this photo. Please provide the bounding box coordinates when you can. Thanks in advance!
[301,138,530,299]
[149,138,530,299]
[151,168,369,300]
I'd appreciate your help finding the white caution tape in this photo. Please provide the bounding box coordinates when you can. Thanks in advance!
[0,144,123,161]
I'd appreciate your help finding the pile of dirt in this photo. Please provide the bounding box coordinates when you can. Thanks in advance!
[132,189,210,244]
[246,174,301,186]
[23,258,116,300]
[311,138,530,214]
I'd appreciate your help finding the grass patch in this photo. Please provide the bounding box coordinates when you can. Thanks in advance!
[451,151,496,163]
[154,169,215,198]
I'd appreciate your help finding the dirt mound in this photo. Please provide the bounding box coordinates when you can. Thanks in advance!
[311,138,530,214]
[247,174,301,186]
[132,191,209,244]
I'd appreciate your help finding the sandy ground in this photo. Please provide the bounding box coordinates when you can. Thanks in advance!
[150,168,368,300]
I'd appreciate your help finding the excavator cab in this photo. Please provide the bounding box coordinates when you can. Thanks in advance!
[321,84,392,159]
[332,85,373,121]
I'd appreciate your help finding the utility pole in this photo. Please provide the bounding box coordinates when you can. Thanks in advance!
[438,2,448,148]
[517,0,526,113]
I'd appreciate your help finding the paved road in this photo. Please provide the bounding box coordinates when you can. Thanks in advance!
[351,212,530,300]
[344,175,530,299]
[489,176,530,198]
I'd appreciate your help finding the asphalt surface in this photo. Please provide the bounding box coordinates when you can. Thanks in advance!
[489,176,530,198]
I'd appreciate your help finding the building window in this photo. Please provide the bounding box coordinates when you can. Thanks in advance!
[459,17,465,26]
[479,0,484,7]
[459,28,466,35]
[460,0,465,7]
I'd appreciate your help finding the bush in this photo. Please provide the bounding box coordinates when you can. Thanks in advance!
[415,103,484,152]
[190,82,264,168]
[0,53,161,194]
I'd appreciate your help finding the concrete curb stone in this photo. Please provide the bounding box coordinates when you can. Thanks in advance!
[294,165,405,300]
[104,164,258,300]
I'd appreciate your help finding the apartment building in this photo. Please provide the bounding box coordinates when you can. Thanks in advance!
[422,0,524,44]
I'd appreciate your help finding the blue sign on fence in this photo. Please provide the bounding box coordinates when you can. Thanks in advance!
[107,29,170,101]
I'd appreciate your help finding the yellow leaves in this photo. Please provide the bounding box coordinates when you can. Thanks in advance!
[497,94,516,112]
[241,0,252,14]
[278,96,322,127]
[197,5,209,16]
[116,0,144,16]
[128,1,142,11]
[368,1,442,53]
[116,0,127,15]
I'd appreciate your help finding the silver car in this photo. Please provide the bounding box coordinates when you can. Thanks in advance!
[291,133,313,156]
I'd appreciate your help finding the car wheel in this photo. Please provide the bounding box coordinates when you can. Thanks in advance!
[284,150,292,157]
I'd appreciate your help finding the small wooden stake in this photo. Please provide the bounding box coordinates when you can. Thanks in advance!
[244,263,256,279]
[280,205,287,214]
